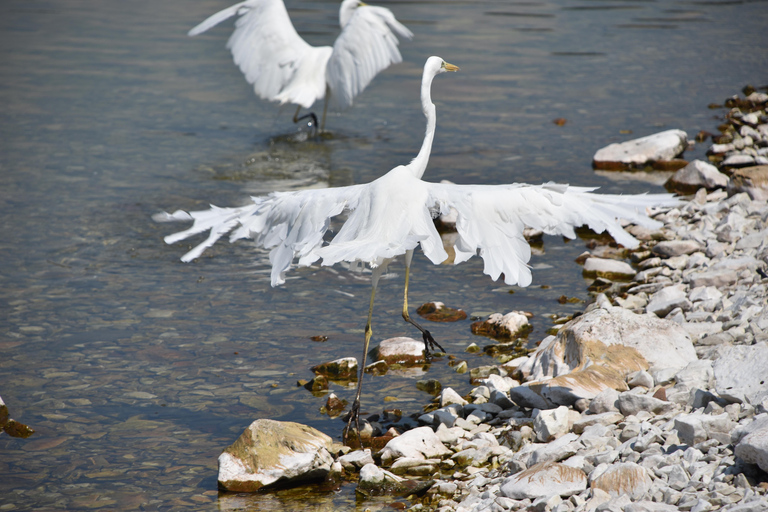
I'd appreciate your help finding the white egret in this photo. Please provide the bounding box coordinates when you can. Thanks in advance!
[188,0,413,131]
[154,56,680,442]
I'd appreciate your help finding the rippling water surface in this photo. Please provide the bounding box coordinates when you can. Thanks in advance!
[1,0,766,509]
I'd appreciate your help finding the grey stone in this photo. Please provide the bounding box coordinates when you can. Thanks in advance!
[666,160,728,192]
[713,342,768,404]
[618,392,676,416]
[653,240,702,258]
[646,284,691,317]
[589,387,620,414]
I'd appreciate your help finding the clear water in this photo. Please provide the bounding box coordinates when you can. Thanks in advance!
[1,0,766,509]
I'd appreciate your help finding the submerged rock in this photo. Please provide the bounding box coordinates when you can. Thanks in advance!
[416,301,467,322]
[375,337,426,365]
[471,311,531,340]
[218,419,334,492]
[311,357,358,380]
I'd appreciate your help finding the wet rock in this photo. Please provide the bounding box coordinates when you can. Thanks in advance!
[500,462,587,499]
[713,342,768,404]
[470,311,531,340]
[355,463,417,497]
[582,257,637,279]
[379,426,452,466]
[338,448,374,471]
[311,357,358,380]
[416,301,468,322]
[323,392,347,417]
[728,165,768,200]
[590,462,652,499]
[218,419,334,492]
[0,395,35,439]
[375,337,426,365]
[593,129,688,169]
[665,159,728,194]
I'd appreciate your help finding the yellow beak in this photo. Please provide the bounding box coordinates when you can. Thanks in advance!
[443,62,460,72]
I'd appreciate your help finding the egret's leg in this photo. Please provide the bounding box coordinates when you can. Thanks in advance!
[344,266,384,445]
[292,105,318,131]
[320,94,329,133]
[401,249,446,359]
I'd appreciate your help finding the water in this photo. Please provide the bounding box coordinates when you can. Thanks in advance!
[1,0,766,509]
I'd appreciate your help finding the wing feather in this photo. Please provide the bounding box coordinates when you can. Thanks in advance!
[154,185,366,286]
[427,182,680,286]
[326,5,413,109]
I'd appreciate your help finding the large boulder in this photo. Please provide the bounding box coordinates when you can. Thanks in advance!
[713,342,768,404]
[593,129,688,169]
[665,159,728,194]
[218,419,334,492]
[727,165,768,201]
[733,415,768,473]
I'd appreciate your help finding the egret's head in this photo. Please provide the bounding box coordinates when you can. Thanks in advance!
[425,56,460,79]
[340,0,367,27]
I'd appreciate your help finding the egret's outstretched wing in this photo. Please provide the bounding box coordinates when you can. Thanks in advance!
[427,182,680,286]
[154,184,366,286]
[190,0,328,107]
[327,5,413,109]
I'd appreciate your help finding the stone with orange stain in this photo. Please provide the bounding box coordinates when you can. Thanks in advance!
[500,461,587,499]
[589,462,652,499]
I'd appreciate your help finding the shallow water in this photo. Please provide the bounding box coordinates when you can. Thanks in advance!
[1,0,766,509]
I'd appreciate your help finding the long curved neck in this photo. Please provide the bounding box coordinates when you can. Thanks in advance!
[409,72,437,179]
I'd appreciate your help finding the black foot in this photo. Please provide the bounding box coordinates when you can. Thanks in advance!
[422,329,446,361]
[343,399,361,446]
[294,112,318,132]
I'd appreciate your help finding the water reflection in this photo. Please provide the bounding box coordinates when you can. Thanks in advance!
[1,0,766,510]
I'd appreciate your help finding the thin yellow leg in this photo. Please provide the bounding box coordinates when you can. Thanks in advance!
[320,94,329,133]
[400,250,445,357]
[344,267,382,445]
[292,105,302,123]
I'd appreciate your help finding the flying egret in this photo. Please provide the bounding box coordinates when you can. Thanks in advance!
[188,0,413,131]
[154,56,680,442]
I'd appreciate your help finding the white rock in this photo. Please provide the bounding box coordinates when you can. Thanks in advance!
[590,462,652,499]
[481,373,519,393]
[583,257,636,278]
[558,306,697,373]
[534,406,571,442]
[573,412,624,434]
[375,337,425,364]
[218,419,333,492]
[688,286,723,303]
[618,392,675,416]
[500,462,587,499]
[713,342,768,404]
[338,449,374,471]
[687,269,739,288]
[440,387,469,407]
[380,426,452,465]
[666,159,728,191]
[652,240,702,258]
[358,462,403,485]
[589,388,621,414]
[529,432,580,466]
[733,414,768,473]
[593,129,688,166]
[627,370,654,389]
[646,284,691,317]
[674,412,733,446]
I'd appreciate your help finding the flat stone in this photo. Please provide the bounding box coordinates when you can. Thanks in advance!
[500,462,587,499]
[218,419,334,492]
[593,129,688,169]
[652,240,702,258]
[618,392,676,416]
[375,337,425,365]
[380,426,452,465]
[573,412,624,434]
[713,342,768,404]
[583,257,637,279]
[686,269,739,289]
[590,462,652,499]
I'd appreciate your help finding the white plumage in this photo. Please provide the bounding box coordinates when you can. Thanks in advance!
[188,0,413,128]
[155,56,679,441]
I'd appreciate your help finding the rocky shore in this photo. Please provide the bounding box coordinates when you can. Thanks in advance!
[220,90,768,512]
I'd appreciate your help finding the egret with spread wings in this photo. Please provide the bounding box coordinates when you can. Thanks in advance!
[189,0,413,130]
[155,56,679,442]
